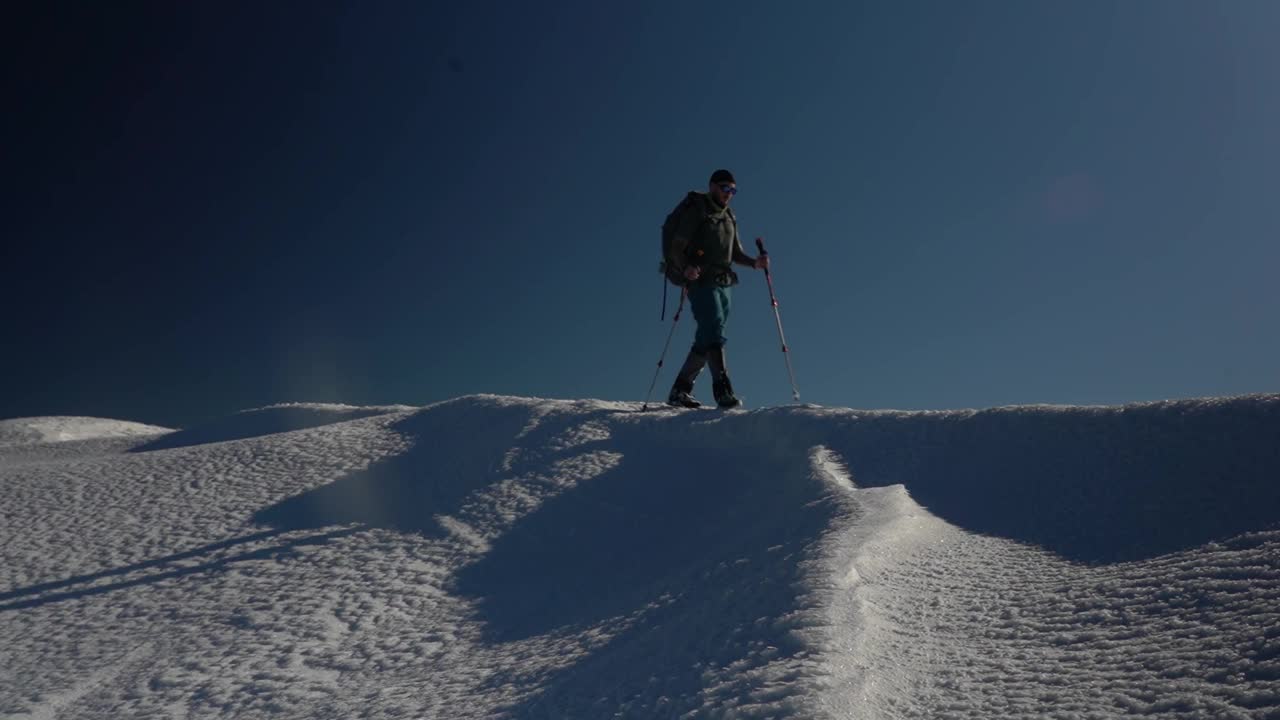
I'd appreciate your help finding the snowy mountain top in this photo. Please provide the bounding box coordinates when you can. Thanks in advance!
[244,401,420,416]
[7,391,1272,448]
[132,401,420,453]
[0,416,173,447]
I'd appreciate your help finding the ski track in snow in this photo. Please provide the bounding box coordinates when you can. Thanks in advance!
[0,394,1277,719]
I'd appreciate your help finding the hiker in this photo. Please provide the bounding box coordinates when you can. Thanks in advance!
[664,169,770,409]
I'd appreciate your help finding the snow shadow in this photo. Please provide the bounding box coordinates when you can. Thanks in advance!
[457,416,849,716]
[454,431,822,640]
[133,405,401,453]
[822,396,1280,564]
[252,398,542,535]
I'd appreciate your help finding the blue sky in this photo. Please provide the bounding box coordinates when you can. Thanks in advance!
[4,1,1278,426]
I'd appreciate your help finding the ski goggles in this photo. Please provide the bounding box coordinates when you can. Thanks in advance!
[719,184,738,195]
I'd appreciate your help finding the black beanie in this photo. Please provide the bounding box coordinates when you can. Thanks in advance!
[709,169,736,185]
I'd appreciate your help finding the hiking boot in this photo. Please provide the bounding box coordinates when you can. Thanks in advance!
[713,379,742,409]
[667,388,702,409]
[707,346,743,408]
[667,347,707,408]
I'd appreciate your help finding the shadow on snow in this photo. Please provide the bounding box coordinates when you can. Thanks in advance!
[818,395,1280,564]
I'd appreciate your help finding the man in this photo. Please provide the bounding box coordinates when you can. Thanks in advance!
[665,169,770,409]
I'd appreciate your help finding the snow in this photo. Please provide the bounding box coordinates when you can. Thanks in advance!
[1,393,1277,719]
[0,417,172,446]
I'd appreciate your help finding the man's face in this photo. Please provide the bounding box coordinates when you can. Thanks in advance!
[710,181,737,205]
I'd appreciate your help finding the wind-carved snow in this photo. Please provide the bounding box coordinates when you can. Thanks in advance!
[1,394,1277,719]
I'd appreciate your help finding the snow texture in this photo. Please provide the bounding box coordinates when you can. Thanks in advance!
[1,394,1278,719]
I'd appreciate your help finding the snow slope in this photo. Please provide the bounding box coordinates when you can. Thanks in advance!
[1,394,1277,719]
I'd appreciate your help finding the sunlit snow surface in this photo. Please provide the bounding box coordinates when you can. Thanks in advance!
[1,394,1277,719]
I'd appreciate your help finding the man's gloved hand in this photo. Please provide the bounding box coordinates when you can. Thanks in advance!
[754,255,771,271]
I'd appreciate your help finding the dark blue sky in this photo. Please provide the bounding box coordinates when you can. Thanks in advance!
[5,1,1278,427]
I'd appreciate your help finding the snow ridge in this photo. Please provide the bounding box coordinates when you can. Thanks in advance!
[1,393,1277,719]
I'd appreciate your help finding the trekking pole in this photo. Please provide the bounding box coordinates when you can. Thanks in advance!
[641,286,687,411]
[756,238,800,402]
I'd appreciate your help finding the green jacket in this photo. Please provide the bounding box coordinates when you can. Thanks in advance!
[667,192,752,286]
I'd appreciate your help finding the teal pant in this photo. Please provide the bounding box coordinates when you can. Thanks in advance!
[688,284,732,352]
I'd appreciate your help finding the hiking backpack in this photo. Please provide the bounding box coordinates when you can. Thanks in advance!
[660,191,736,286]
[660,191,701,286]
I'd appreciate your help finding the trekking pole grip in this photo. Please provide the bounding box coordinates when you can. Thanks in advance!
[755,237,768,257]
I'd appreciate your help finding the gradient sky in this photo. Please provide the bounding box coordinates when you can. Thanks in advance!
[5,1,1279,427]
